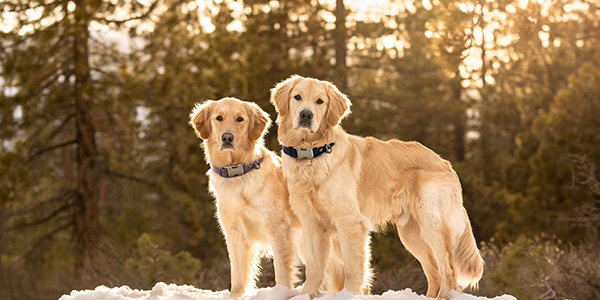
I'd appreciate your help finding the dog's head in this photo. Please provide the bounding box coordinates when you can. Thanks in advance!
[270,75,351,144]
[189,97,271,153]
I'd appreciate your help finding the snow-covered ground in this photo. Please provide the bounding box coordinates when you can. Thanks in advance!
[59,282,517,300]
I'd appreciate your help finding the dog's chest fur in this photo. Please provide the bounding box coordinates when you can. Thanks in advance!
[282,154,347,224]
[282,155,332,189]
[208,170,268,223]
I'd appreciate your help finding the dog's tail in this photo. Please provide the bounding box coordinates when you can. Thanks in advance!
[454,209,484,290]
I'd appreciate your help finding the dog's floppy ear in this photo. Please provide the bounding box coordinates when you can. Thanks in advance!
[189,100,216,139]
[325,82,352,127]
[270,75,301,121]
[247,102,272,141]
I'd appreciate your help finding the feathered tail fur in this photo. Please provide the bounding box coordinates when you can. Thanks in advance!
[454,210,485,290]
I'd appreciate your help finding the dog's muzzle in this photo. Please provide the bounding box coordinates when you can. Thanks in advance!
[221,132,234,149]
[298,109,313,128]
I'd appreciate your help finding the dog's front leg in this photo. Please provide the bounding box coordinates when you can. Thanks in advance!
[269,222,295,289]
[300,219,330,298]
[224,224,255,299]
[337,215,371,294]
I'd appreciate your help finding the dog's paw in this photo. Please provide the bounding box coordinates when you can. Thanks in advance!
[229,288,244,299]
[302,290,323,299]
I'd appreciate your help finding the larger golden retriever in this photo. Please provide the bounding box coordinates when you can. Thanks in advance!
[270,75,484,299]
[189,98,300,298]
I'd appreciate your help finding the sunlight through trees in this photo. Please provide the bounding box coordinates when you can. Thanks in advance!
[1,0,599,299]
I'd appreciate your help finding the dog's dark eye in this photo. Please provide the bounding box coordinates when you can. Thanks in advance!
[216,116,223,121]
[294,95,302,101]
[316,98,324,105]
[236,117,244,122]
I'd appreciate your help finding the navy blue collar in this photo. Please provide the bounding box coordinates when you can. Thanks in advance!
[210,157,264,178]
[282,143,335,159]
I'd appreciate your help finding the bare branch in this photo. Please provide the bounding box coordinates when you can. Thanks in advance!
[6,189,77,217]
[24,221,73,259]
[571,154,600,195]
[538,281,557,300]
[564,266,600,290]
[94,0,159,26]
[8,200,75,231]
[45,113,76,144]
[90,68,125,86]
[106,169,157,188]
[27,139,76,163]
[561,154,600,228]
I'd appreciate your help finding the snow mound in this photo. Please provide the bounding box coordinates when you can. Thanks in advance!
[59,283,517,300]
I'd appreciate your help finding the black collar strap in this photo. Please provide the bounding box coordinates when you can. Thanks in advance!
[211,157,264,178]
[282,143,335,159]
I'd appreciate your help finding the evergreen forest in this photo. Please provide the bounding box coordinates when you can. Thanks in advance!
[1,0,599,299]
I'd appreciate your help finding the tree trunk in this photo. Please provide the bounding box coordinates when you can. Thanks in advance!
[334,0,347,92]
[480,17,489,181]
[73,0,99,278]
[451,72,465,162]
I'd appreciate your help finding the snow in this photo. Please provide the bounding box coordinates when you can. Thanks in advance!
[59,283,517,300]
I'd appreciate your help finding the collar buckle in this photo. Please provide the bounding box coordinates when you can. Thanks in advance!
[211,157,264,178]
[296,148,314,159]
[282,143,335,160]
[223,164,245,177]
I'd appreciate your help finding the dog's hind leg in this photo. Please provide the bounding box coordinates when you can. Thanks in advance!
[415,189,460,299]
[428,225,459,299]
[396,217,441,298]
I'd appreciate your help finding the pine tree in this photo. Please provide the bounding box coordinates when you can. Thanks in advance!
[0,0,158,289]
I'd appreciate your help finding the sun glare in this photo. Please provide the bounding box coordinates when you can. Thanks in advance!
[0,12,16,33]
[1,0,592,87]
[517,0,529,9]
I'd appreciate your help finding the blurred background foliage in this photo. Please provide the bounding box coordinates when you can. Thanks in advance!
[0,0,599,299]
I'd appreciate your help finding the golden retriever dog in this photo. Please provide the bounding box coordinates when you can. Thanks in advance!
[270,75,484,299]
[189,97,300,298]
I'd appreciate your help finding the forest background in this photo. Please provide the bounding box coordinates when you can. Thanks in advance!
[1,0,599,299]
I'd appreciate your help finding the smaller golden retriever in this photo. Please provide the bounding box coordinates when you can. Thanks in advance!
[270,75,484,299]
[189,98,300,298]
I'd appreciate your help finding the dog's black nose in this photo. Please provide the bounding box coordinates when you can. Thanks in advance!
[299,109,313,120]
[221,132,234,143]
